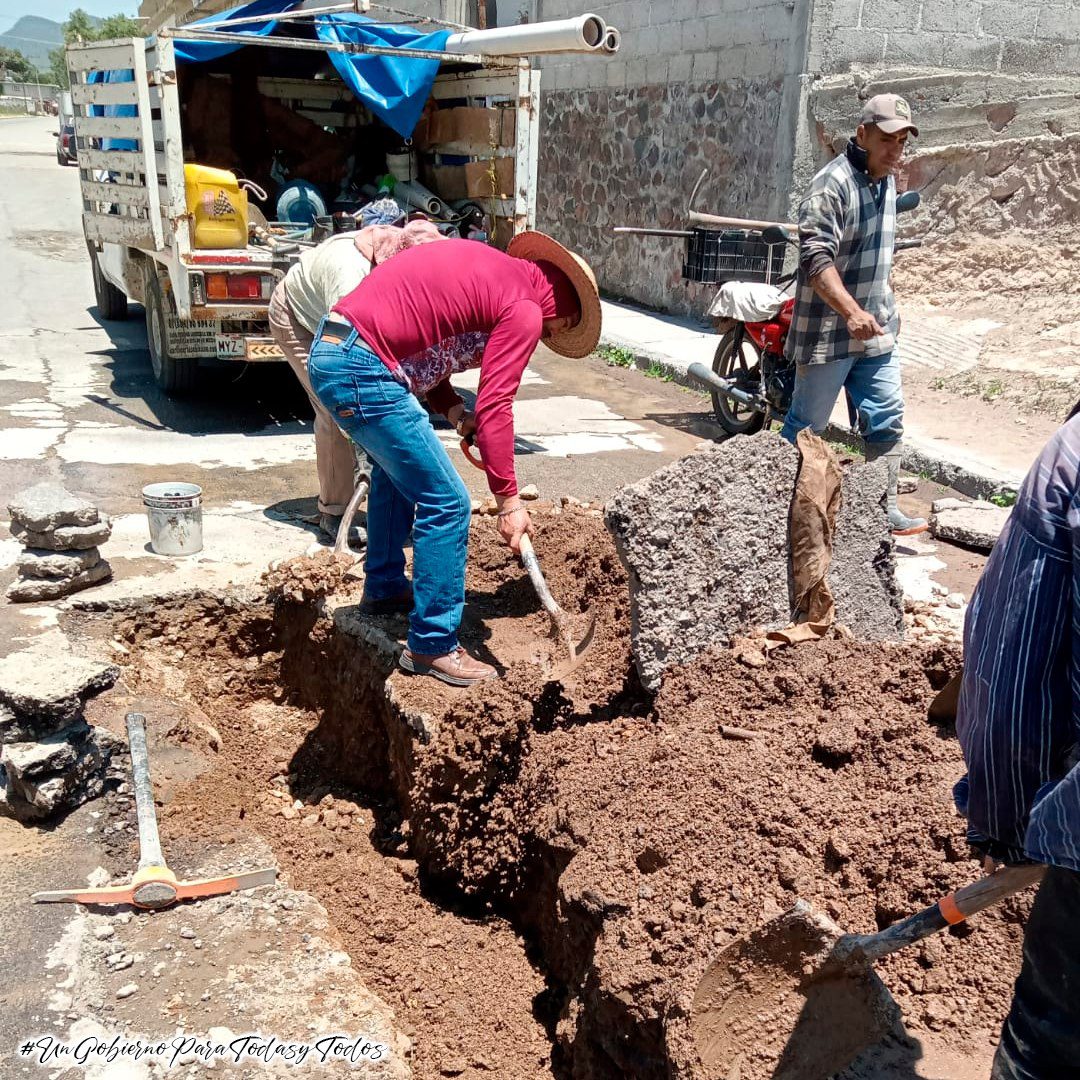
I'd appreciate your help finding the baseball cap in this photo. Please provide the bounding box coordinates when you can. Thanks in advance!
[859,93,919,136]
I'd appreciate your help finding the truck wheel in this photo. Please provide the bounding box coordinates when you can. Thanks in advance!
[145,272,199,395]
[90,251,129,321]
[711,330,766,436]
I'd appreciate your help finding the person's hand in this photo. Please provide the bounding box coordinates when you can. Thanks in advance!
[496,501,533,555]
[846,308,885,341]
[457,411,477,443]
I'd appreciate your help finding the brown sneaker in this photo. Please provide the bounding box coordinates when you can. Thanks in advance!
[398,647,496,687]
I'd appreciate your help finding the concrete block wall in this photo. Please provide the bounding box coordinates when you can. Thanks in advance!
[532,0,811,315]
[809,0,1080,75]
[534,0,806,91]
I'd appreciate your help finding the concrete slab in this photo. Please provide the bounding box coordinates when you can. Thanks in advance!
[605,433,903,691]
[0,648,119,729]
[930,499,1012,551]
[8,482,100,532]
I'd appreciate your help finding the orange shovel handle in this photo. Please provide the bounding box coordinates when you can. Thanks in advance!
[460,436,485,470]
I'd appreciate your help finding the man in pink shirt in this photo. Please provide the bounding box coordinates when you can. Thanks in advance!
[308,232,601,686]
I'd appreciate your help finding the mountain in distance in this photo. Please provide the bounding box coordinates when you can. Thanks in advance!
[0,14,103,71]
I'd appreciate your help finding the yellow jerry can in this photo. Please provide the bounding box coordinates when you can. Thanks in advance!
[184,164,248,250]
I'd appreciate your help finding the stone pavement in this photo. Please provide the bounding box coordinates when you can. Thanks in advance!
[600,297,1052,495]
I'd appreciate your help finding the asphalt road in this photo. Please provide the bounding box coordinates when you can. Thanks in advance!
[0,114,715,657]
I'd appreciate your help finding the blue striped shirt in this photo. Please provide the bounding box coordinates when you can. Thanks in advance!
[954,413,1080,870]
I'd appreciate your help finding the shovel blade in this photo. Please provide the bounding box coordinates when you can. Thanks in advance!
[691,902,898,1080]
[551,610,597,680]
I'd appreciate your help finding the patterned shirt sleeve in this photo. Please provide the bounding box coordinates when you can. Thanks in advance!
[798,179,845,278]
[955,415,1080,870]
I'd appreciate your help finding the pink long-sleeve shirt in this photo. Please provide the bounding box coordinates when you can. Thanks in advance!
[333,239,557,498]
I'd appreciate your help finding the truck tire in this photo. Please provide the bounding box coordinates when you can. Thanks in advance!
[145,272,199,395]
[91,251,129,321]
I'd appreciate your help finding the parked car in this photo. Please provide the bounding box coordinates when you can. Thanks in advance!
[55,124,77,166]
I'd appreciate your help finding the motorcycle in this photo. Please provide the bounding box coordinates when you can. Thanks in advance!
[686,190,922,436]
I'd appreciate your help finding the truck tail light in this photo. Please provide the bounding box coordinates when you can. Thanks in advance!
[203,273,271,301]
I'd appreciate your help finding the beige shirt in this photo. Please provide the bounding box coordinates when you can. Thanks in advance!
[283,232,372,335]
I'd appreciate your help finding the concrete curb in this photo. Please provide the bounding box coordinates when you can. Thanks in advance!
[597,330,1020,502]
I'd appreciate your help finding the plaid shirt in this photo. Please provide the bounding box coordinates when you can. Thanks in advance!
[785,146,897,365]
[954,413,1080,871]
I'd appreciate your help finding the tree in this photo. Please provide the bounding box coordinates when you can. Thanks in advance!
[49,10,143,89]
[0,46,40,85]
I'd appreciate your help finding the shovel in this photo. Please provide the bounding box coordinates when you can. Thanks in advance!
[460,434,596,677]
[519,533,596,678]
[691,862,1043,1079]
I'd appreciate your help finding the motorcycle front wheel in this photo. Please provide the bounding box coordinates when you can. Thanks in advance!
[711,329,767,436]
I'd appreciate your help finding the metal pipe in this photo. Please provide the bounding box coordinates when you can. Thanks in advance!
[161,26,502,65]
[687,362,765,411]
[370,2,473,30]
[194,3,360,29]
[444,13,608,55]
[614,226,693,237]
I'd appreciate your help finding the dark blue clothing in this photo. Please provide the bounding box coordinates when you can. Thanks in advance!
[991,866,1080,1079]
[954,414,1080,870]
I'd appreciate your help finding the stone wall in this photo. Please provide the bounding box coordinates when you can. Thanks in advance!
[538,78,790,315]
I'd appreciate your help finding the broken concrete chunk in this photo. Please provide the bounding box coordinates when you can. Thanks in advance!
[10,516,112,551]
[0,726,122,822]
[8,483,100,533]
[16,546,102,581]
[930,500,1011,552]
[1,720,91,778]
[830,459,905,642]
[0,649,119,730]
[6,560,112,603]
[605,432,902,691]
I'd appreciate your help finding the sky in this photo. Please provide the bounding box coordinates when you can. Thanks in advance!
[0,1,140,32]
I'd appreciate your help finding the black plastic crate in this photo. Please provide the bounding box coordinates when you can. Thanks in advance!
[682,228,786,285]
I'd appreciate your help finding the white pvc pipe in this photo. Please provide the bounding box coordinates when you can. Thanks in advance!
[395,179,448,217]
[444,14,607,57]
[602,26,620,53]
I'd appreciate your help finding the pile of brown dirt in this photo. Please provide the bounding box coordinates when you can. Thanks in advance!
[85,509,1026,1080]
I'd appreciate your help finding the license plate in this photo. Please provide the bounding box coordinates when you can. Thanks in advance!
[167,317,220,359]
[215,335,246,358]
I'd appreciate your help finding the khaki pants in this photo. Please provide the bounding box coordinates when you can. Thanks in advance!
[268,281,356,516]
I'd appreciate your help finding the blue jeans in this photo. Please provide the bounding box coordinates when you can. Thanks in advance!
[307,320,471,656]
[780,351,904,447]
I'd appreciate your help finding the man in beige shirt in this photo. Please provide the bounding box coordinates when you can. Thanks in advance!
[269,233,371,543]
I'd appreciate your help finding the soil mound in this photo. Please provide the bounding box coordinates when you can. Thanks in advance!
[87,509,1026,1080]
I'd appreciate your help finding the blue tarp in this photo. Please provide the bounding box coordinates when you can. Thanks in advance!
[173,0,450,137]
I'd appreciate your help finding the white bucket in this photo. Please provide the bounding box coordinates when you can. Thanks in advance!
[142,482,203,556]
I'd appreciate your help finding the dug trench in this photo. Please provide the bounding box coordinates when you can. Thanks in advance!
[69,509,1028,1080]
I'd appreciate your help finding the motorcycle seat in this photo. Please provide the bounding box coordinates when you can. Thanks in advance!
[707,281,786,322]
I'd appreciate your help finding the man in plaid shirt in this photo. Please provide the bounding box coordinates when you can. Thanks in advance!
[780,93,925,535]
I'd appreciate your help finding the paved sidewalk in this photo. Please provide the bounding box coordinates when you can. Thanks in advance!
[599,298,1048,496]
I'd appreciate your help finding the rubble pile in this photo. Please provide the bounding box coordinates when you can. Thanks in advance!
[6,483,113,602]
[0,649,124,822]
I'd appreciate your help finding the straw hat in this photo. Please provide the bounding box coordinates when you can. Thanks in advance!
[506,231,602,358]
